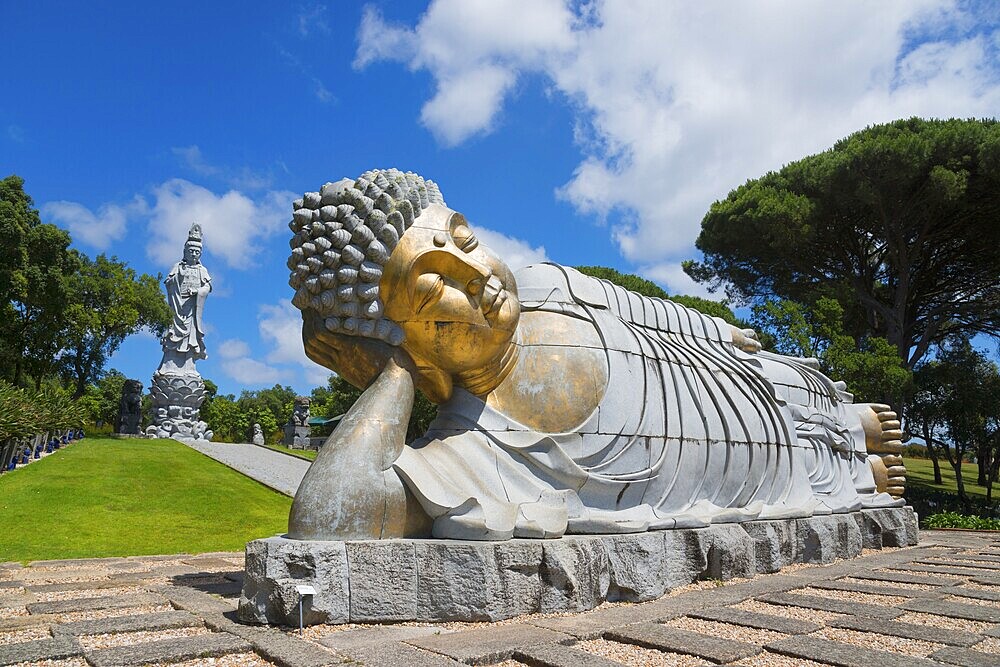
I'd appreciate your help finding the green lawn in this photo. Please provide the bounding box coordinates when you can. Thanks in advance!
[906,456,997,499]
[263,443,317,461]
[0,437,291,562]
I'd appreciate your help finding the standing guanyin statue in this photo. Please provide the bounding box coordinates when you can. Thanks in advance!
[285,169,906,541]
[147,223,214,441]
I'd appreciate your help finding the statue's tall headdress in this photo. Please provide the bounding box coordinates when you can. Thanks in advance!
[185,224,203,248]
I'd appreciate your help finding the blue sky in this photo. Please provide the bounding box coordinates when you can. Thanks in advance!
[3,1,999,396]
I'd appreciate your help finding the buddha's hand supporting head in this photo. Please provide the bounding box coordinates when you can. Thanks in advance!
[290,169,521,403]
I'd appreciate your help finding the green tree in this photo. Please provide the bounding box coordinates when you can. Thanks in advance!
[575,265,746,326]
[0,175,80,388]
[688,118,1000,379]
[751,297,910,402]
[60,254,171,397]
[77,369,127,426]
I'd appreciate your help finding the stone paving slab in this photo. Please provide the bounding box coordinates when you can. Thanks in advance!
[405,623,571,664]
[340,642,464,667]
[605,622,761,663]
[0,562,23,570]
[0,636,82,666]
[829,614,984,646]
[52,610,203,636]
[950,554,1000,564]
[766,634,938,667]
[688,605,821,634]
[513,642,630,667]
[152,583,236,612]
[27,591,165,614]
[971,574,1000,586]
[943,586,1000,602]
[755,591,904,618]
[901,597,1000,623]
[199,611,347,667]
[0,592,35,608]
[930,646,1000,667]
[319,626,452,651]
[85,632,252,667]
[0,612,58,631]
[0,581,24,590]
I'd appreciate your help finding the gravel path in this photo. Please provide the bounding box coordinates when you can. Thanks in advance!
[178,440,309,496]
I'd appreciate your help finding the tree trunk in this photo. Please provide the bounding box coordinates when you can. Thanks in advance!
[953,461,969,507]
[930,451,943,485]
[978,442,990,487]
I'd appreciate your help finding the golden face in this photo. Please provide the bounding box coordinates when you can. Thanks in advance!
[380,205,520,382]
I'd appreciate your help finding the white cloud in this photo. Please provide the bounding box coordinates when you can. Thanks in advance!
[355,0,1000,268]
[172,145,272,190]
[221,357,286,386]
[259,299,330,386]
[218,338,252,359]
[640,262,722,302]
[355,0,575,144]
[144,179,296,270]
[472,226,548,270]
[42,197,144,249]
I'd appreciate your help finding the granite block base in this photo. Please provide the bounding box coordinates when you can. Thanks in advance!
[237,507,917,626]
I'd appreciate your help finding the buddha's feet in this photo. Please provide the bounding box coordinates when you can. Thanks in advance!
[859,403,906,498]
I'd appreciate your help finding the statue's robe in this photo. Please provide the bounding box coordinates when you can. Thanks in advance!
[395,264,900,540]
[162,261,211,359]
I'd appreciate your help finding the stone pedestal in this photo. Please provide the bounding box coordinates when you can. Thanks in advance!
[238,506,918,626]
[283,424,311,449]
[145,371,212,441]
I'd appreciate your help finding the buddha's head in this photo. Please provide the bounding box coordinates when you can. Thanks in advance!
[288,169,521,402]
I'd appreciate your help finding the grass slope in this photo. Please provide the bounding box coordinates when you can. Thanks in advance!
[0,437,291,562]
[905,456,998,500]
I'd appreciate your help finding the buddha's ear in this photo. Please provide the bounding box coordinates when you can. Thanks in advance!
[393,348,453,404]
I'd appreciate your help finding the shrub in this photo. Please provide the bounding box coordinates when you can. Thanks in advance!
[922,511,1000,530]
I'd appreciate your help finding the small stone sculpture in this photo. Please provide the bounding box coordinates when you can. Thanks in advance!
[286,169,906,542]
[146,224,214,441]
[115,379,143,435]
[283,397,311,448]
[252,423,265,446]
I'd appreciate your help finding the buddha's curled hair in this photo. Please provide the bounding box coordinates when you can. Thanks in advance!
[287,169,445,346]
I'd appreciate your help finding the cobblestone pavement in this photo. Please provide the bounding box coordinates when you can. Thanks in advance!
[178,440,309,496]
[2,530,1000,666]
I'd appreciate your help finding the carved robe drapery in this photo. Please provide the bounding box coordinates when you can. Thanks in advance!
[162,262,211,359]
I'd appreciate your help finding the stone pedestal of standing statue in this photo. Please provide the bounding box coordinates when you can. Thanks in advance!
[146,224,214,442]
[282,397,311,449]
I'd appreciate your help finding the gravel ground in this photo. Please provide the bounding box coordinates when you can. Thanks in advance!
[839,576,937,591]
[0,607,28,618]
[944,594,1000,608]
[733,599,846,624]
[10,659,89,667]
[577,639,705,666]
[965,581,1000,590]
[665,616,787,645]
[147,653,275,667]
[972,637,1000,653]
[733,651,831,666]
[0,627,50,645]
[895,611,993,633]
[33,587,145,603]
[58,603,173,623]
[77,626,212,650]
[491,660,532,667]
[815,626,943,657]
[797,586,910,605]
[179,440,309,496]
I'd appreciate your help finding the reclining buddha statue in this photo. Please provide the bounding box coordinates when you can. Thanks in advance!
[286,169,906,542]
